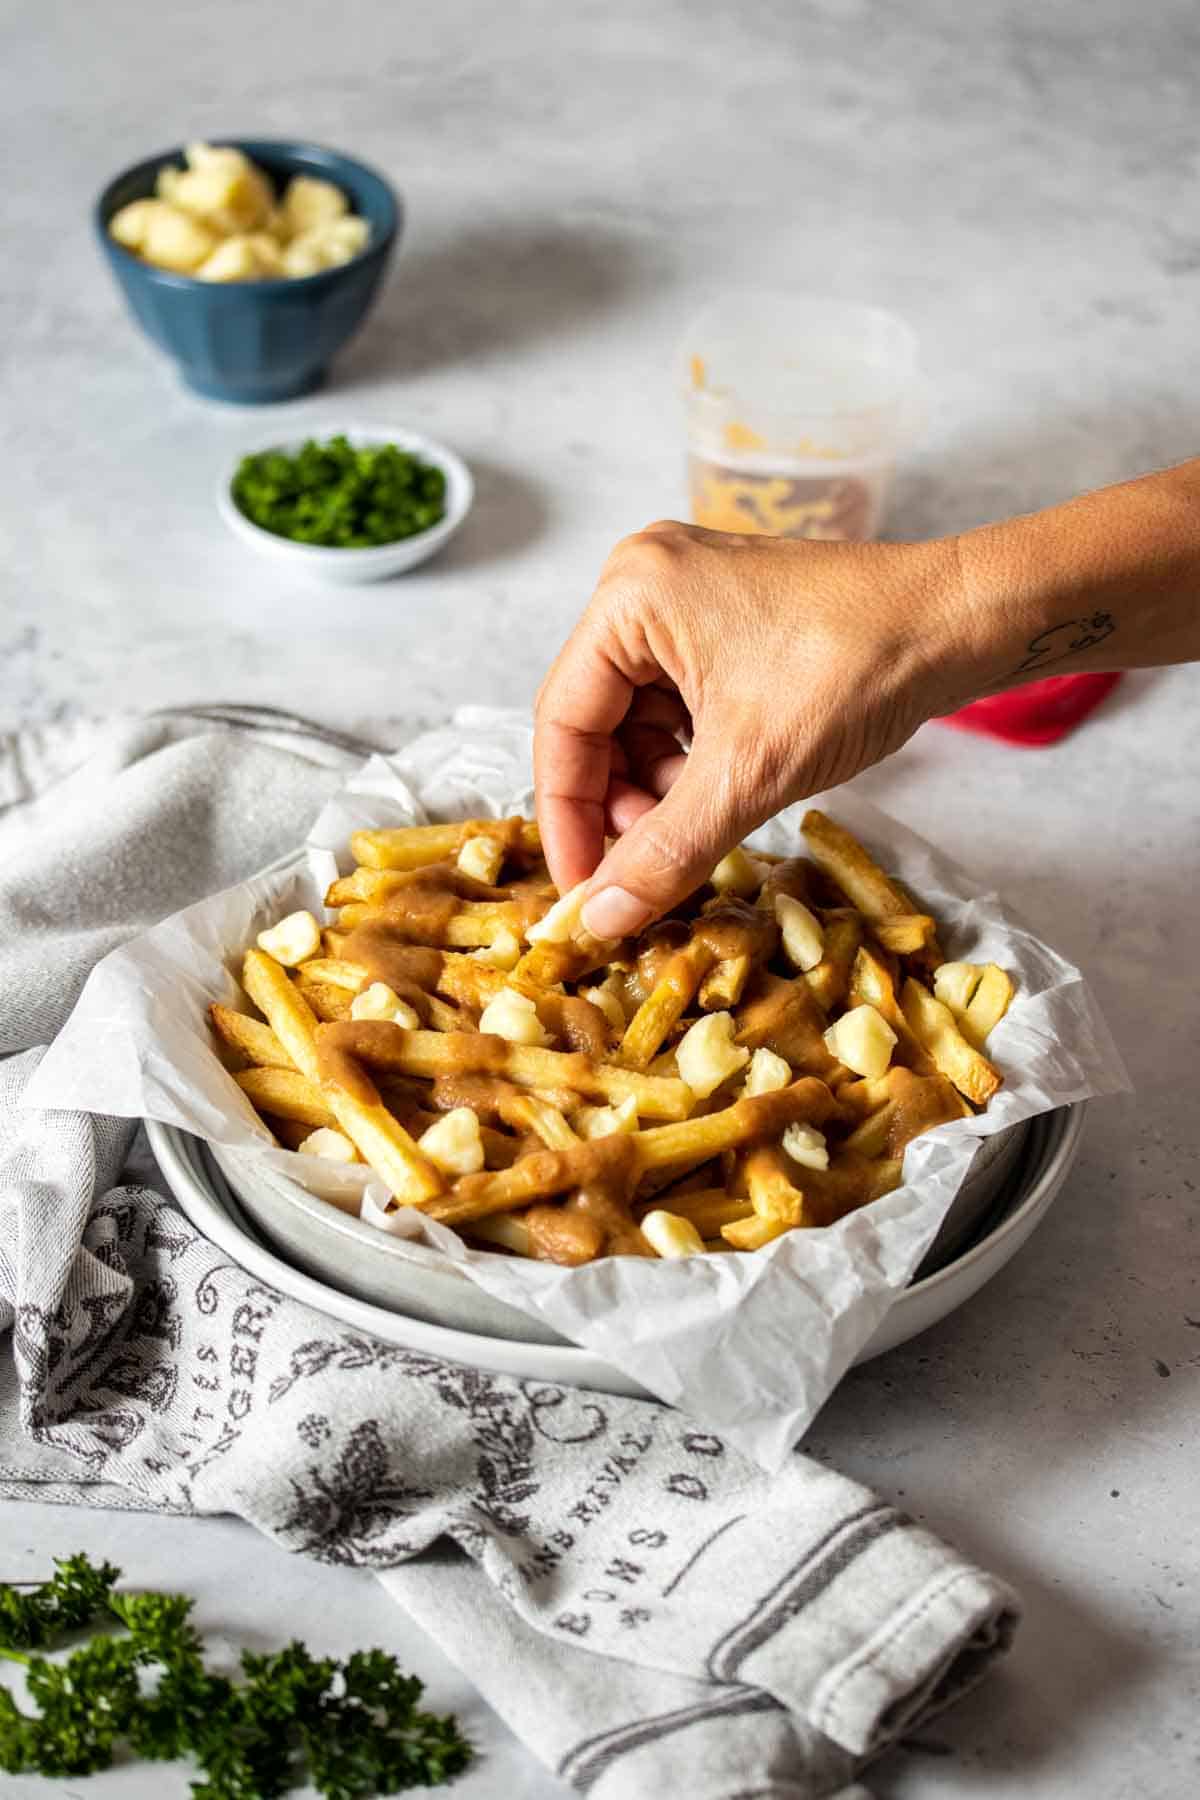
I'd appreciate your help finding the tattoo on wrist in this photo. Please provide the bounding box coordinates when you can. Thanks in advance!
[1005,610,1117,679]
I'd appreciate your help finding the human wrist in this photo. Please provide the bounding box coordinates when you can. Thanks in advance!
[876,534,1003,721]
[924,520,1096,704]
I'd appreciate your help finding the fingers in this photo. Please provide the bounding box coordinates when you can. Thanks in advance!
[624,684,692,740]
[604,777,658,836]
[534,581,690,893]
[534,632,636,892]
[580,743,762,938]
[616,723,688,799]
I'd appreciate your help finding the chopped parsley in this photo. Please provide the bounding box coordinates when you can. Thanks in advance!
[232,436,448,548]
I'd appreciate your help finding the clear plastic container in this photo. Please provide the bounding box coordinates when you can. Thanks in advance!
[682,293,920,542]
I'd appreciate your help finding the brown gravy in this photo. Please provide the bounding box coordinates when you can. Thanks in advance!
[341,926,444,1017]
[734,972,839,1076]
[523,1203,605,1265]
[429,1071,521,1123]
[636,920,692,994]
[538,993,612,1058]
[694,895,778,964]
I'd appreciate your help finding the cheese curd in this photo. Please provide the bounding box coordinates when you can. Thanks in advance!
[256,910,321,968]
[298,1128,357,1162]
[109,143,369,282]
[782,1122,830,1171]
[350,983,421,1029]
[478,987,552,1047]
[823,1004,897,1079]
[418,1107,485,1176]
[677,1011,750,1098]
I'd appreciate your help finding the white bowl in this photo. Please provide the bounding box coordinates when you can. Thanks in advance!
[216,424,474,582]
[196,1119,1031,1347]
[147,1105,1086,1394]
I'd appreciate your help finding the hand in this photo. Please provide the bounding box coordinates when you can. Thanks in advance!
[534,520,970,937]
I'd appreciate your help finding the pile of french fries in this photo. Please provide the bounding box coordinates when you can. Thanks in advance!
[210,810,1014,1265]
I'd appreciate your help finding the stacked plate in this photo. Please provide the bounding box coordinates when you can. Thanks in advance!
[149,1104,1085,1399]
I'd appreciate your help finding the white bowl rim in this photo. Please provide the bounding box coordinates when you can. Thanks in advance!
[148,1101,1085,1340]
[215,423,474,560]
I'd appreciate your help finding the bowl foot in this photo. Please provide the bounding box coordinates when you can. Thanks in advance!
[183,366,328,405]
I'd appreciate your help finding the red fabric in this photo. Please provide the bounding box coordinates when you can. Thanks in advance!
[938,672,1123,747]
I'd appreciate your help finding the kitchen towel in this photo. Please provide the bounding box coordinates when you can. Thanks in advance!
[0,709,1019,1800]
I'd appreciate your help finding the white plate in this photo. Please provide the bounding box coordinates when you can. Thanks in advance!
[148,1104,1085,1399]
[216,424,474,582]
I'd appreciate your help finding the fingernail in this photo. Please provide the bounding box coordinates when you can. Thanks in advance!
[581,886,652,939]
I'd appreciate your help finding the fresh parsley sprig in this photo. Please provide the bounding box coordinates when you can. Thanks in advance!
[0,1554,472,1798]
[0,1552,120,1650]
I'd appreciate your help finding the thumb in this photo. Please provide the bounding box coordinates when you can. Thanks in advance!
[579,747,755,938]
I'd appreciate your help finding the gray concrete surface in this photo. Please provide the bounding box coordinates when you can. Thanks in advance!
[4,2,1199,1794]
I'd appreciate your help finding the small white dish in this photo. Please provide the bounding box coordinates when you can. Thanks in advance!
[216,424,474,583]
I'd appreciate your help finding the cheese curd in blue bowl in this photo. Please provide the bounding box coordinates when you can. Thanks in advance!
[95,138,401,403]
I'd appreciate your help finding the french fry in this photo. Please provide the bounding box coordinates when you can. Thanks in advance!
[235,1066,334,1128]
[511,934,614,987]
[621,939,717,1068]
[326,867,444,907]
[727,1145,904,1243]
[741,1145,807,1224]
[497,1092,580,1151]
[350,823,464,870]
[292,975,354,1022]
[434,954,509,1012]
[842,1105,897,1159]
[350,817,540,871]
[209,1003,290,1069]
[633,1078,838,1174]
[900,978,1003,1106]
[804,909,863,1011]
[242,948,321,1081]
[325,1077,449,1204]
[244,951,443,1202]
[962,963,1015,1046]
[294,957,368,992]
[325,862,529,910]
[873,914,938,956]
[801,1153,904,1224]
[465,1212,534,1255]
[847,945,937,1076]
[634,1187,754,1237]
[803,812,944,972]
[422,1135,638,1226]
[839,1066,968,1156]
[801,810,912,918]
[698,953,753,1012]
[335,898,524,947]
[425,993,473,1033]
[721,1212,792,1250]
[316,1021,694,1120]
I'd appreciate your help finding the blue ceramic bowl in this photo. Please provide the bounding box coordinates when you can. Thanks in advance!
[95,140,401,404]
